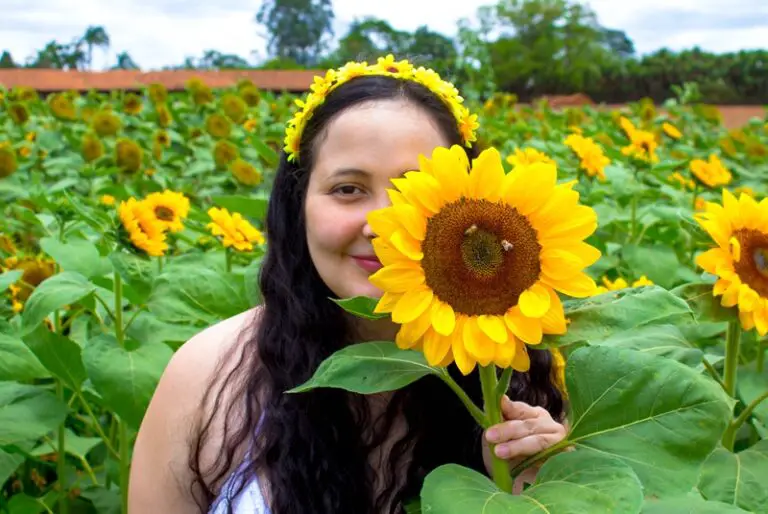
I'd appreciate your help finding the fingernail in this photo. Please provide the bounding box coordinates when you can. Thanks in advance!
[495,445,508,458]
[486,429,498,442]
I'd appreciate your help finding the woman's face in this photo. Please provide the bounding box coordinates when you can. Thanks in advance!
[305,99,450,300]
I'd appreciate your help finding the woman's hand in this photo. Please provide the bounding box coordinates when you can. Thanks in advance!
[481,395,567,492]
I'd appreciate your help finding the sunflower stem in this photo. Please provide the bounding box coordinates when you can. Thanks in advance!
[438,370,487,427]
[496,368,513,398]
[722,390,768,452]
[723,320,741,398]
[114,271,124,348]
[479,365,514,494]
[757,340,765,374]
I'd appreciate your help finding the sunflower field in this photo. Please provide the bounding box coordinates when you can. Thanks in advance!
[0,76,767,514]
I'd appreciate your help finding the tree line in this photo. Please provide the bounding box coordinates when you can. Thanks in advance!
[2,0,766,104]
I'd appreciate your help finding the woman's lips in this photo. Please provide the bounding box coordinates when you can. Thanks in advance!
[351,255,383,272]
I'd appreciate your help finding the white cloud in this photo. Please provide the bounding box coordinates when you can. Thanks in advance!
[2,0,766,70]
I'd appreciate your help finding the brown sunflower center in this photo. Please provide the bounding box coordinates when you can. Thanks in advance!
[421,198,541,316]
[154,206,174,221]
[732,229,768,297]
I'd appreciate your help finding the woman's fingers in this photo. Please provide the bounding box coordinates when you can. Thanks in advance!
[493,430,563,459]
[500,395,546,421]
[485,417,561,444]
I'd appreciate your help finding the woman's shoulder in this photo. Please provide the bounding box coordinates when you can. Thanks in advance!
[129,307,263,512]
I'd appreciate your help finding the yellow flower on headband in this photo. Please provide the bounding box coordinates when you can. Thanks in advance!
[283,55,478,163]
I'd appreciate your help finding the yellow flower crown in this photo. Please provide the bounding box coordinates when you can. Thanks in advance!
[283,55,479,163]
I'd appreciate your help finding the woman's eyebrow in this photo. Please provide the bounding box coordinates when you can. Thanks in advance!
[329,167,369,179]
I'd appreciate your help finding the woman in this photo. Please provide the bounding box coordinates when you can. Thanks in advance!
[129,57,567,514]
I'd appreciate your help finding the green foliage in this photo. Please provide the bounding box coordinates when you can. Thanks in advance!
[256,0,335,67]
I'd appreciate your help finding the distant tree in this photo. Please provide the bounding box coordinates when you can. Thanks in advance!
[81,26,111,70]
[329,18,409,64]
[255,0,334,66]
[600,28,635,58]
[113,52,140,70]
[197,50,251,69]
[26,40,85,70]
[0,51,16,68]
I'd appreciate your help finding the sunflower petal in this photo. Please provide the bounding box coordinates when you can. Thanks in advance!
[468,147,505,201]
[392,288,434,324]
[511,340,531,372]
[477,315,508,344]
[463,317,495,366]
[713,278,731,296]
[754,305,768,336]
[544,240,602,268]
[431,301,456,336]
[697,248,732,274]
[397,171,444,213]
[452,318,477,375]
[740,311,756,331]
[373,291,402,314]
[738,284,759,312]
[369,263,424,292]
[541,271,597,298]
[393,204,427,241]
[504,308,543,345]
[519,283,551,318]
[372,238,410,266]
[429,146,469,202]
[502,162,557,215]
[541,249,583,281]
[367,208,399,237]
[395,308,433,349]
[541,288,567,335]
[423,329,452,366]
[389,230,423,260]
[721,281,740,308]
[537,205,597,241]
[493,336,517,368]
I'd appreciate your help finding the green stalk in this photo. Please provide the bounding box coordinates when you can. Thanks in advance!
[722,390,768,451]
[114,271,123,348]
[757,340,765,374]
[119,422,130,514]
[56,380,69,514]
[438,370,487,427]
[54,309,69,514]
[113,270,130,513]
[723,320,741,398]
[721,320,742,450]
[479,365,513,494]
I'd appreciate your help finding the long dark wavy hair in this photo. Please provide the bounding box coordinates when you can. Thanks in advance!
[189,74,564,514]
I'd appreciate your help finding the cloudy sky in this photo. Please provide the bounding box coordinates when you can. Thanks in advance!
[1,0,766,70]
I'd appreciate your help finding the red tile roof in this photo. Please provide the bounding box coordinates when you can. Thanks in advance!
[0,69,323,92]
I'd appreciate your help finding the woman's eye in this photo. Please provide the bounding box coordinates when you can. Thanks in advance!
[333,185,363,196]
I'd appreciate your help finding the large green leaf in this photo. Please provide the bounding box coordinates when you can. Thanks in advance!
[148,266,250,325]
[0,448,24,487]
[210,194,268,221]
[621,244,680,289]
[32,428,101,462]
[289,342,440,394]
[125,311,201,347]
[421,452,643,514]
[698,440,768,512]
[564,346,732,498]
[109,252,155,306]
[0,333,49,381]
[0,383,68,445]
[737,368,768,428]
[39,237,111,279]
[21,272,96,334]
[590,324,703,367]
[22,325,87,390]
[671,282,736,324]
[82,334,173,430]
[556,286,693,345]
[641,495,750,513]
[0,270,22,294]
[331,296,388,320]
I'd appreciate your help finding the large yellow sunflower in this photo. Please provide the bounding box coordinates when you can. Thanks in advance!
[142,190,190,233]
[695,189,768,335]
[368,145,600,375]
[118,198,168,257]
